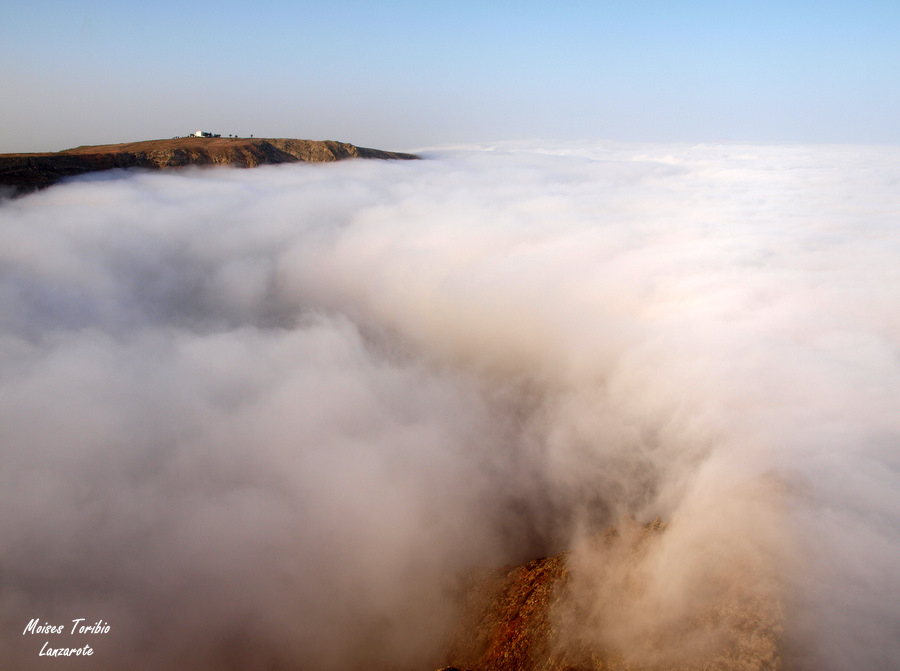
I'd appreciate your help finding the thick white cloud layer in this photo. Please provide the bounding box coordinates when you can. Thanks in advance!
[1,143,899,670]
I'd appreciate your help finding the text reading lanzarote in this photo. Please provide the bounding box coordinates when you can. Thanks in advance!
[23,618,110,657]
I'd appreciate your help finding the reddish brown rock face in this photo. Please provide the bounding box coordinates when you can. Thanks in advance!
[447,554,569,671]
[0,137,418,196]
[443,517,784,671]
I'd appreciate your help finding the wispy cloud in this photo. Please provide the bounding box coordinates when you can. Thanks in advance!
[2,143,899,669]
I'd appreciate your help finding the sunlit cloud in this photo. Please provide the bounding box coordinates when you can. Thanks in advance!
[2,143,899,670]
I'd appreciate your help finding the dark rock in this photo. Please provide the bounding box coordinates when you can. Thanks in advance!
[0,137,419,197]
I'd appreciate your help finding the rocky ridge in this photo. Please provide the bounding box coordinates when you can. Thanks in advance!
[441,517,784,671]
[0,137,419,196]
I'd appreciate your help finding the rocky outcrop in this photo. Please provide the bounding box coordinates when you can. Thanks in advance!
[442,517,784,671]
[0,137,419,196]
[446,553,568,671]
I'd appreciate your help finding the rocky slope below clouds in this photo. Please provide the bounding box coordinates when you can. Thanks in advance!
[441,518,783,671]
[0,137,419,196]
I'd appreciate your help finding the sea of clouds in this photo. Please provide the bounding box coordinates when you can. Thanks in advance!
[1,142,899,670]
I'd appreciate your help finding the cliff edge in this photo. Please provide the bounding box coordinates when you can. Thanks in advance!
[0,137,419,196]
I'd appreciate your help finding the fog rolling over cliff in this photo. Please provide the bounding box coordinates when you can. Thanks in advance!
[1,143,899,670]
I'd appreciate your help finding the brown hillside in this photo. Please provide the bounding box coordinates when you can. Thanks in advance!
[441,517,784,671]
[0,137,419,196]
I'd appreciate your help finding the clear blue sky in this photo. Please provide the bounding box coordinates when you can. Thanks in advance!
[1,0,898,151]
